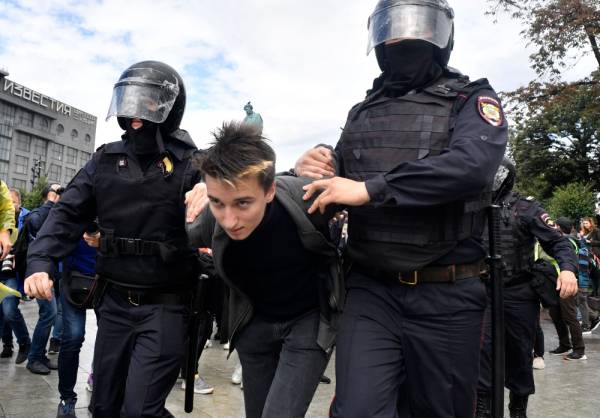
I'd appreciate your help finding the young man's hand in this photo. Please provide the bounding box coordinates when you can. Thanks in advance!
[303,177,370,214]
[294,147,335,179]
[25,272,54,300]
[185,182,209,223]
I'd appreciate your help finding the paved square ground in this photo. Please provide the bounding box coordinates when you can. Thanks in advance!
[1,301,599,417]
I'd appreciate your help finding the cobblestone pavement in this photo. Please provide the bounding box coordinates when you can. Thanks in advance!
[1,301,599,417]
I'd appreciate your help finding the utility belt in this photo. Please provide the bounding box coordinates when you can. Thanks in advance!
[354,262,483,285]
[108,282,192,307]
[99,231,179,261]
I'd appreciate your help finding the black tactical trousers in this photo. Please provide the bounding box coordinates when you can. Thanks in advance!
[478,283,540,397]
[90,287,188,418]
[331,270,487,418]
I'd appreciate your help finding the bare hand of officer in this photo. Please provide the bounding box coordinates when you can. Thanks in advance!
[25,272,53,300]
[185,182,209,223]
[83,231,100,248]
[294,147,335,179]
[303,177,370,214]
[557,270,578,298]
[0,229,12,260]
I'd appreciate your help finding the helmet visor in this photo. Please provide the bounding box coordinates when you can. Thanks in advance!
[367,3,454,54]
[105,76,179,123]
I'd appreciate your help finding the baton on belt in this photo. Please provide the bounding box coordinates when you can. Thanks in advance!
[487,205,505,418]
[184,273,210,413]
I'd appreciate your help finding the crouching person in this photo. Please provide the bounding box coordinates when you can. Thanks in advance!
[186,122,342,418]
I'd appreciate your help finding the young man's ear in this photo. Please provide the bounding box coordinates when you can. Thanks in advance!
[265,181,276,203]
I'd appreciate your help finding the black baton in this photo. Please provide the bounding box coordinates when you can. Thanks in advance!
[185,273,210,413]
[487,205,505,418]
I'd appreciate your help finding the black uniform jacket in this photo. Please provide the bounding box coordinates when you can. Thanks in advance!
[26,131,199,280]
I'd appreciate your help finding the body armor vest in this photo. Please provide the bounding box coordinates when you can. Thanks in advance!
[339,75,491,270]
[496,194,536,284]
[94,141,197,288]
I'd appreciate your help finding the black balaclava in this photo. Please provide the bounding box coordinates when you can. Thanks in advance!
[125,119,160,155]
[374,40,444,97]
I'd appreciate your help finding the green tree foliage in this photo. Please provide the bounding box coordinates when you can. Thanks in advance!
[487,1,599,200]
[487,0,599,80]
[20,177,47,211]
[510,78,600,200]
[547,182,596,221]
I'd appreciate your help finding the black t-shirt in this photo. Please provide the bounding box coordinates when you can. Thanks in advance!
[224,198,319,320]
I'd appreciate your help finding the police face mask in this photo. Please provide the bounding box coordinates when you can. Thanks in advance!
[375,40,443,95]
[125,119,159,155]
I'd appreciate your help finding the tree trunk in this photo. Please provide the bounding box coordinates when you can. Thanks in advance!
[585,24,600,69]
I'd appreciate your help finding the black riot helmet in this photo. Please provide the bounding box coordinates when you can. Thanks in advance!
[367,0,455,67]
[492,157,516,203]
[106,61,186,135]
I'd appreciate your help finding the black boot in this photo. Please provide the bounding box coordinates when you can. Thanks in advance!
[509,392,528,418]
[475,391,492,418]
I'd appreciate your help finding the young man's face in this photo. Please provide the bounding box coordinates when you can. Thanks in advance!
[205,174,275,241]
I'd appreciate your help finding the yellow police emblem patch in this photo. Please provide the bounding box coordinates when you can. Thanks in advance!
[477,96,503,127]
[540,213,556,228]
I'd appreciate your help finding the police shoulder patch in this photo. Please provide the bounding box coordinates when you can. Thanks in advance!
[477,96,503,127]
[540,213,556,228]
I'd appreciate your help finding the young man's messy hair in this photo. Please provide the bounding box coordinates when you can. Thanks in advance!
[199,121,276,192]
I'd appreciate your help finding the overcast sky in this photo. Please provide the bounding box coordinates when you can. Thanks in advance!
[0,0,596,171]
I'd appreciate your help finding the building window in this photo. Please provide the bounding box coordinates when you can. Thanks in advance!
[80,151,91,166]
[19,110,33,127]
[56,124,64,135]
[0,137,11,161]
[85,134,91,143]
[14,155,28,174]
[66,147,78,164]
[0,161,8,179]
[64,167,76,184]
[51,143,64,161]
[12,178,26,191]
[71,129,78,140]
[0,102,16,122]
[37,116,50,132]
[48,163,61,182]
[33,138,47,159]
[0,123,12,138]
[16,133,31,152]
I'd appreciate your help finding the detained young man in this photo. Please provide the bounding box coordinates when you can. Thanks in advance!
[186,121,342,418]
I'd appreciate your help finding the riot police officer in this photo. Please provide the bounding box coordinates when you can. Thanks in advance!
[297,1,511,416]
[24,61,201,418]
[476,159,577,418]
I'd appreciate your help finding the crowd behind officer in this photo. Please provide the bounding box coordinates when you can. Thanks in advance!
[23,60,202,418]
[296,0,507,416]
[476,158,578,418]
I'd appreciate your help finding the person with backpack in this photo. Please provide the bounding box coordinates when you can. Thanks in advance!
[186,122,342,418]
[571,228,600,334]
[581,216,600,296]
[23,184,63,375]
[548,217,587,360]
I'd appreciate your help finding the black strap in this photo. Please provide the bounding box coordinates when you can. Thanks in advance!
[99,235,176,259]
[109,283,191,306]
